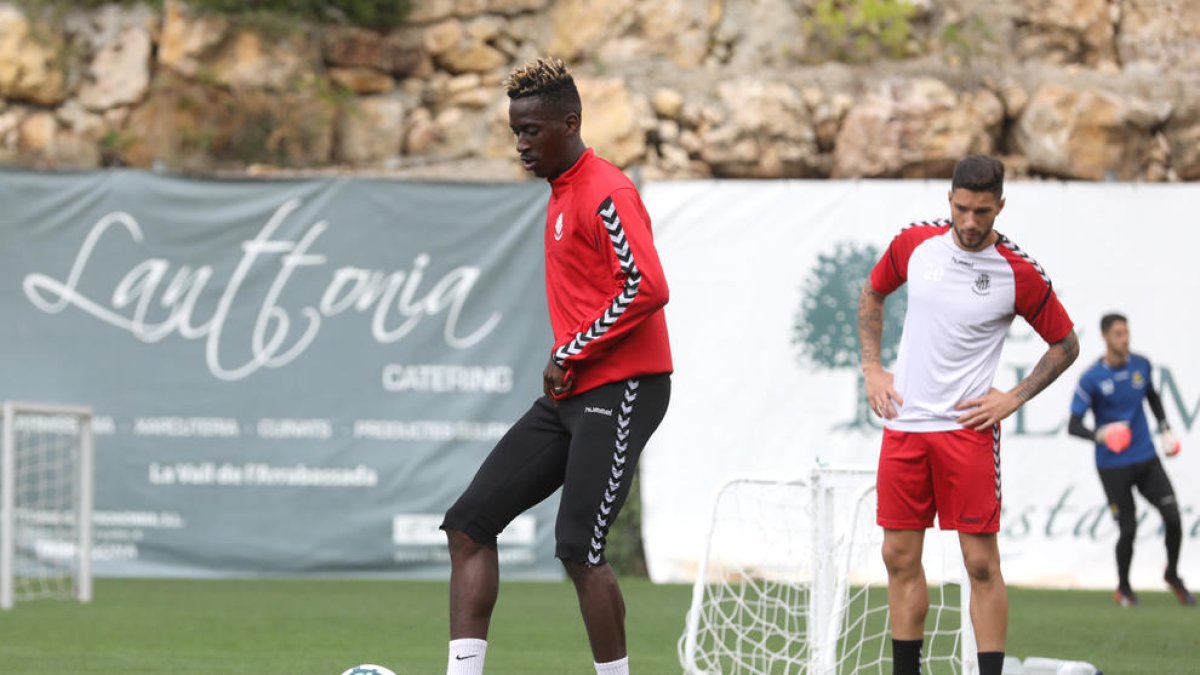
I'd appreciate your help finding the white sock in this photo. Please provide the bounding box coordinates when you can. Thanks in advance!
[447,638,487,675]
[594,656,629,675]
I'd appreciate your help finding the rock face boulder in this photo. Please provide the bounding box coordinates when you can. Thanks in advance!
[1164,101,1200,181]
[123,77,336,169]
[158,0,228,77]
[324,26,387,69]
[336,95,406,163]
[1118,0,1200,72]
[0,6,68,106]
[576,78,653,169]
[72,5,156,111]
[545,0,719,68]
[699,81,819,178]
[1013,0,1117,66]
[408,0,549,24]
[325,25,430,80]
[413,97,512,162]
[0,0,1197,179]
[712,0,806,68]
[160,0,319,90]
[1013,83,1170,180]
[425,18,510,74]
[207,31,321,91]
[329,67,395,95]
[834,79,1003,178]
[17,110,100,167]
[626,0,722,68]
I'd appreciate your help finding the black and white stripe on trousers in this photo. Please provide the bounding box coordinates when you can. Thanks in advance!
[553,197,641,367]
[587,378,640,566]
[997,234,1052,287]
[992,423,1002,502]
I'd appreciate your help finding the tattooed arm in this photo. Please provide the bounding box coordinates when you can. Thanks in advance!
[859,282,903,419]
[955,329,1081,431]
[1013,330,1080,403]
[858,282,885,368]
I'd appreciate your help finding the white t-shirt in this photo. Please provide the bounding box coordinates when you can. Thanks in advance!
[869,219,1074,432]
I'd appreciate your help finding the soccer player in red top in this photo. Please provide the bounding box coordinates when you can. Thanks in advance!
[858,156,1079,675]
[440,58,672,675]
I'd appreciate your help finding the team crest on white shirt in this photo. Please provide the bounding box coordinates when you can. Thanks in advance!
[554,213,564,241]
[972,272,991,295]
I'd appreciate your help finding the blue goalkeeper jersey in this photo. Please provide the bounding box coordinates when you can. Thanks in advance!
[1070,354,1156,469]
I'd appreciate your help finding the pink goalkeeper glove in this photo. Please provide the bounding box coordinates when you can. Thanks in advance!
[1095,422,1132,453]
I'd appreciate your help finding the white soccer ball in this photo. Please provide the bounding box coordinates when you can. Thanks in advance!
[340,665,397,675]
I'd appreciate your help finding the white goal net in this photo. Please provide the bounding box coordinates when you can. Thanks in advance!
[1,402,94,609]
[679,465,976,675]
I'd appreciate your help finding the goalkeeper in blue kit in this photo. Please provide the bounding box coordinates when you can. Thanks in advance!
[1068,313,1194,607]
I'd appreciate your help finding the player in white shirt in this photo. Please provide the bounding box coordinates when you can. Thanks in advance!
[858,155,1079,675]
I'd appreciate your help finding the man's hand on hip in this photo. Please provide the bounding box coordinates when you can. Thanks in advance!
[955,388,1021,431]
[864,364,904,419]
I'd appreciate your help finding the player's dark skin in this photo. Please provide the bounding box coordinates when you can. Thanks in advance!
[506,94,587,401]
[445,93,630,663]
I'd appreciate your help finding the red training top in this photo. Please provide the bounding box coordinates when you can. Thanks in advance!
[544,149,672,397]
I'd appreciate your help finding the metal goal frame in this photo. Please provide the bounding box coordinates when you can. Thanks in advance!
[1,401,94,609]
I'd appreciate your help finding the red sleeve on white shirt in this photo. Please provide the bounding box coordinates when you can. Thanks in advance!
[869,220,952,295]
[996,235,1074,344]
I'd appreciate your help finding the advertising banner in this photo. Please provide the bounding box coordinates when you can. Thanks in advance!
[0,171,557,578]
[642,180,1200,589]
[6,171,1197,589]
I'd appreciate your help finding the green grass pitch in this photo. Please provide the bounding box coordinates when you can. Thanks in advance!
[0,579,1196,674]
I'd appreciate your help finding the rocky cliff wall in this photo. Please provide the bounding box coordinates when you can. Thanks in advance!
[1,0,1197,180]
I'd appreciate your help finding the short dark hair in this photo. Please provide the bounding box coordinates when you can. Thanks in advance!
[1100,313,1128,333]
[951,155,1005,198]
[503,57,581,117]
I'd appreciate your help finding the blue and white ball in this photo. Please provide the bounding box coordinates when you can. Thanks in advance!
[340,665,397,675]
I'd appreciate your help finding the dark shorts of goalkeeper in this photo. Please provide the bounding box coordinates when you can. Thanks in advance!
[1098,456,1177,519]
[441,374,670,566]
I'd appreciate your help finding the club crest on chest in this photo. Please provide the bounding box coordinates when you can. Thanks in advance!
[972,272,991,296]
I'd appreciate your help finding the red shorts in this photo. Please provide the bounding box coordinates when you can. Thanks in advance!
[876,425,1001,534]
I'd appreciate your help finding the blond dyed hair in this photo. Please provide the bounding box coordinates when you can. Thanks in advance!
[503,57,581,113]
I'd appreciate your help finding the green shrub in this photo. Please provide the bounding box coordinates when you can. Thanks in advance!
[804,0,922,63]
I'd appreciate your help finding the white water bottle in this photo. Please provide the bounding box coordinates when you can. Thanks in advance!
[1022,656,1101,675]
[1001,655,1025,674]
